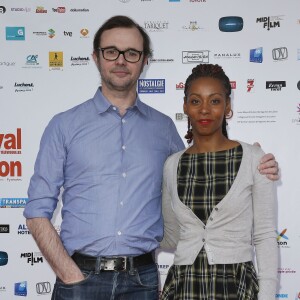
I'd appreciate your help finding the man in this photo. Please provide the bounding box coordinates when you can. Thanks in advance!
[24,16,278,300]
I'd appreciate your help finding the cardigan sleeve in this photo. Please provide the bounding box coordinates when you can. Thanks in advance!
[251,146,278,300]
[160,156,180,250]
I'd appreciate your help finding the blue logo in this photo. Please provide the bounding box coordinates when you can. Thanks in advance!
[14,281,27,297]
[0,198,28,208]
[0,251,8,266]
[250,47,263,63]
[138,79,165,94]
[219,16,243,32]
[6,27,25,40]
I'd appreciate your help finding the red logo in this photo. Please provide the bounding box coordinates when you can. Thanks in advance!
[247,79,254,92]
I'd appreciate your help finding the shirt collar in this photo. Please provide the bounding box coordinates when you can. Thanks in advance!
[92,87,148,117]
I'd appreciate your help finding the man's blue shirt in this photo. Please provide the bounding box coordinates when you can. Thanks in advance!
[24,88,185,256]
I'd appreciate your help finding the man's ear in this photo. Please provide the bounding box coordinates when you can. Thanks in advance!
[92,52,99,64]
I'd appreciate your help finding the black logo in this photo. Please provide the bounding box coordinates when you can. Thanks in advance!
[0,225,9,233]
[272,47,288,61]
[0,6,6,13]
[36,282,51,294]
[0,251,8,266]
[266,81,286,91]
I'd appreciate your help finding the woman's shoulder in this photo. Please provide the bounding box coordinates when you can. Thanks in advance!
[165,149,186,168]
[238,140,265,156]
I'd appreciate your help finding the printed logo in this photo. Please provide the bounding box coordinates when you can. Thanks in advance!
[36,282,51,295]
[15,82,34,92]
[138,79,165,94]
[22,55,41,69]
[0,285,6,292]
[64,31,72,37]
[292,104,300,125]
[14,281,27,297]
[219,16,243,32]
[144,21,169,32]
[70,56,90,66]
[278,267,296,275]
[230,81,236,89]
[256,15,283,30]
[70,8,89,12]
[49,51,63,70]
[247,79,255,92]
[33,31,47,37]
[0,6,6,13]
[250,47,263,63]
[0,225,9,233]
[149,57,174,63]
[182,50,209,63]
[6,27,25,41]
[52,7,66,13]
[0,61,16,67]
[11,7,31,12]
[266,81,286,91]
[0,198,28,208]
[182,21,204,31]
[176,82,185,90]
[0,251,8,266]
[158,264,171,275]
[277,228,289,248]
[0,128,22,155]
[190,0,207,2]
[18,224,30,235]
[80,28,89,37]
[36,6,47,13]
[175,113,188,121]
[214,52,241,59]
[48,28,55,38]
[275,294,288,298]
[21,252,44,265]
[272,47,288,61]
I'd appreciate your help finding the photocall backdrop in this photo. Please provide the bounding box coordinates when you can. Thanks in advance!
[0,0,299,298]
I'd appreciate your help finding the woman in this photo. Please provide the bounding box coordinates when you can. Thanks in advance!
[160,64,278,300]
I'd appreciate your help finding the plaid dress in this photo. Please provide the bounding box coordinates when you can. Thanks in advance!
[161,145,259,300]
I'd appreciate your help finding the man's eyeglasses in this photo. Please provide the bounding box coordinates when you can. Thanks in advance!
[98,47,143,63]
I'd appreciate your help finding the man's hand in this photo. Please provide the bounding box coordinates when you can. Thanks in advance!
[258,153,279,181]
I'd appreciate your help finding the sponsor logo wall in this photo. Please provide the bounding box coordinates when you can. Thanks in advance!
[1,0,299,298]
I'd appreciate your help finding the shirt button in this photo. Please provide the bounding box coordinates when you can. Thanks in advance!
[112,107,117,111]
[122,145,126,150]
[120,201,123,206]
[210,217,213,221]
[202,238,205,242]
[122,119,126,123]
[122,173,126,178]
[117,231,122,235]
[203,225,206,229]
[215,207,219,211]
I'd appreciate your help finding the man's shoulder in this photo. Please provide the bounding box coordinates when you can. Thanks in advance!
[52,98,94,123]
[139,100,172,122]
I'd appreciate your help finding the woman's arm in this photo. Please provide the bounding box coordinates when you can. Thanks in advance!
[252,150,278,300]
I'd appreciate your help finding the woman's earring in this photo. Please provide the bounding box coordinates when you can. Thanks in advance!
[225,109,233,119]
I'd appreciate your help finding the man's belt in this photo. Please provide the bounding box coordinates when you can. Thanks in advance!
[72,252,154,272]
